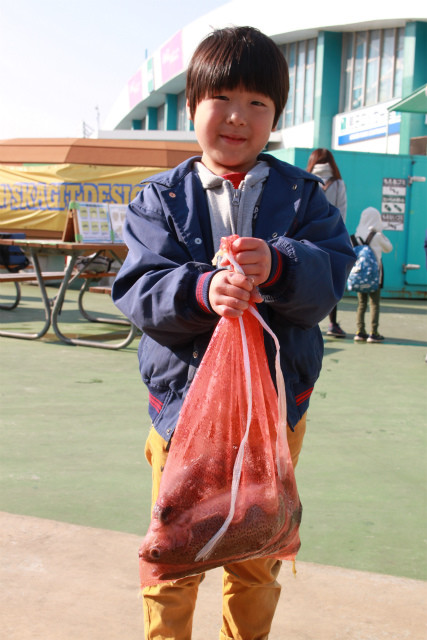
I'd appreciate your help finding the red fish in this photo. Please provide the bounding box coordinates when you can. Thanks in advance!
[139,474,301,582]
[138,237,302,585]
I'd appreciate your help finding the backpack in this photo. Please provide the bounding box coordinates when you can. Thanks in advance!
[0,233,30,273]
[347,231,379,293]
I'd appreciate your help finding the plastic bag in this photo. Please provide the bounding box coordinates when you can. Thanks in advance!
[74,253,113,274]
[139,236,302,587]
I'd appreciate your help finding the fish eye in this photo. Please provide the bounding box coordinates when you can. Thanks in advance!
[159,505,174,523]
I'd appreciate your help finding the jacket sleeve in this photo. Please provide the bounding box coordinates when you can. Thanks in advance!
[112,184,218,347]
[259,180,356,328]
[377,232,393,254]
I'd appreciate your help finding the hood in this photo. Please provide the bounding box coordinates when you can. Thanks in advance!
[355,207,386,238]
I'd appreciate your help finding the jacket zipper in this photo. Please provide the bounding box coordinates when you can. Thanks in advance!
[232,186,242,234]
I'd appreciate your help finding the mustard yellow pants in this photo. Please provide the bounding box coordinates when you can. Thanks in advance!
[143,412,307,640]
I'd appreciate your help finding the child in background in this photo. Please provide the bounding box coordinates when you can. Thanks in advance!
[113,26,355,640]
[353,206,393,343]
[306,148,348,338]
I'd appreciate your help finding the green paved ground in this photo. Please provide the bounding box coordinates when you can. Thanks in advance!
[1,284,426,580]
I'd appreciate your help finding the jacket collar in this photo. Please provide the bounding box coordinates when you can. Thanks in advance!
[140,153,321,189]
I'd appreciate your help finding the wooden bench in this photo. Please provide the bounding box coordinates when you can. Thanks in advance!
[0,269,64,310]
[0,270,67,283]
[1,228,62,240]
[88,285,112,294]
[0,268,116,310]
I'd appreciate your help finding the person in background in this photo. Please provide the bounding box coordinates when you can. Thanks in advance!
[306,148,348,338]
[353,206,393,343]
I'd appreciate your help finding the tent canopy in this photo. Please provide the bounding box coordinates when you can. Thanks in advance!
[388,84,427,114]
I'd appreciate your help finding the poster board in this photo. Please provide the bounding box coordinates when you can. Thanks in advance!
[74,202,113,242]
[61,209,78,241]
[63,201,113,242]
[62,201,129,242]
[108,204,128,242]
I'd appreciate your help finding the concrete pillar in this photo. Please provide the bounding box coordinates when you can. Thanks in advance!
[165,94,178,130]
[147,107,158,130]
[312,31,342,149]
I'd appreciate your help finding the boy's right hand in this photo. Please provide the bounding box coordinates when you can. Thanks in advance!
[209,270,261,317]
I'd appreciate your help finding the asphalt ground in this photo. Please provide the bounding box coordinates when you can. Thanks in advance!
[1,283,426,638]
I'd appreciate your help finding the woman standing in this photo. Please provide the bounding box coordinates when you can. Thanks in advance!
[307,148,348,337]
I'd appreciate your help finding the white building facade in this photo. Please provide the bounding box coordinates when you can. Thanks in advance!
[102,0,427,155]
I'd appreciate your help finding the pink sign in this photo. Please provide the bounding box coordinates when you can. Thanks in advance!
[161,31,183,84]
[128,69,143,109]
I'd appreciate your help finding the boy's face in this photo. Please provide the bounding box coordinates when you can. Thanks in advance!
[188,87,276,175]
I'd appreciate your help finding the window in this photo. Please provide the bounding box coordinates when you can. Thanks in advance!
[280,38,317,128]
[284,43,296,127]
[303,39,316,121]
[341,28,404,111]
[365,30,380,106]
[157,104,165,130]
[177,90,190,131]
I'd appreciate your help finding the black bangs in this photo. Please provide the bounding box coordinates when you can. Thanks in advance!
[186,27,289,126]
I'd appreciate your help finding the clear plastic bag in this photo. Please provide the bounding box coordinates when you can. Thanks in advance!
[139,236,302,586]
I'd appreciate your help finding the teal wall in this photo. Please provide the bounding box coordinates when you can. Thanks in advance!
[269,148,427,299]
[313,31,342,149]
[147,107,158,130]
[165,94,178,130]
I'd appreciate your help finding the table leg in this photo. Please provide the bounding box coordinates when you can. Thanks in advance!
[77,279,130,325]
[0,249,52,340]
[50,254,137,349]
[0,281,21,310]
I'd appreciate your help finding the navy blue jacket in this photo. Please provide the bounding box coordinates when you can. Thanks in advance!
[112,154,356,441]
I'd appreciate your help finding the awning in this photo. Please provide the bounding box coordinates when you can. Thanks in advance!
[387,84,427,114]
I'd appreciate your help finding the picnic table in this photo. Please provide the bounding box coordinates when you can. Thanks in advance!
[0,238,136,349]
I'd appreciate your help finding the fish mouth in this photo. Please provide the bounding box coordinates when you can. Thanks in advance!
[139,544,164,561]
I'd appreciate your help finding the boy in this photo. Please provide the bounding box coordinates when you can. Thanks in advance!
[113,26,355,640]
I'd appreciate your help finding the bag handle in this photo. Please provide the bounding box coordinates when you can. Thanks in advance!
[218,238,287,472]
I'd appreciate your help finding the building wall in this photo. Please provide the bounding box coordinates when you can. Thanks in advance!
[100,2,427,299]
[103,1,427,156]
[271,148,427,299]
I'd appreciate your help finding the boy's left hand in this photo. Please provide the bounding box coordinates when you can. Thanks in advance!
[223,237,272,288]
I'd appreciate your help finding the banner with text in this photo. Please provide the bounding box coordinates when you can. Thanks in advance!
[0,163,165,231]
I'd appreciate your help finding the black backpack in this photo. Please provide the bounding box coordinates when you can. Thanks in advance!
[0,233,30,273]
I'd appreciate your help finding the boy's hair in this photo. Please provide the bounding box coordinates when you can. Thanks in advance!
[186,26,289,128]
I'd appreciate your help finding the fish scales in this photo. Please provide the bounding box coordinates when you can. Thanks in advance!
[139,479,301,568]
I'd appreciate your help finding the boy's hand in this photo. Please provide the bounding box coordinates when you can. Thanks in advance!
[221,237,272,287]
[209,269,258,317]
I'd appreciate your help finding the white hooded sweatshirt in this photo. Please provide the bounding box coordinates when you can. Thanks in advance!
[355,207,393,265]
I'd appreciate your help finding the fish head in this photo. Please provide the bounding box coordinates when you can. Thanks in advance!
[139,502,193,563]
